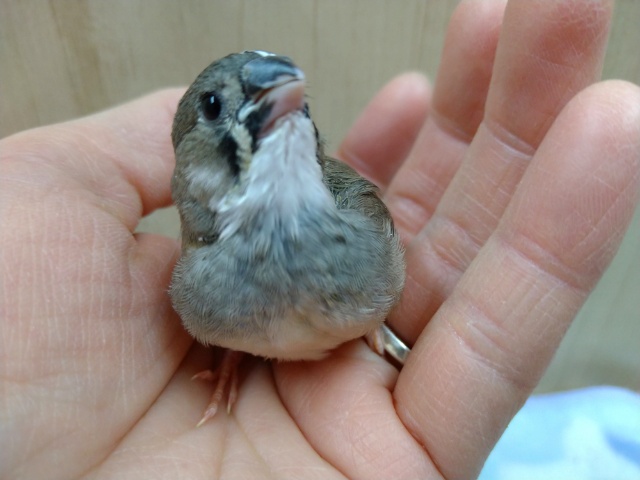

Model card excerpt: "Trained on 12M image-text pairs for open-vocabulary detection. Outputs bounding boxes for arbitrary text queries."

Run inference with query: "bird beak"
[239,56,306,137]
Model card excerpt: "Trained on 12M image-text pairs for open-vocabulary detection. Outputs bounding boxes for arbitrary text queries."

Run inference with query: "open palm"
[2,1,639,479]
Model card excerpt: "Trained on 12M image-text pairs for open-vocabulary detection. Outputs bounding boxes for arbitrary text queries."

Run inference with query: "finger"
[395,81,640,480]
[385,0,507,240]
[277,341,437,479]
[391,0,613,342]
[81,88,185,224]
[83,88,184,220]
[1,88,184,231]
[337,72,430,190]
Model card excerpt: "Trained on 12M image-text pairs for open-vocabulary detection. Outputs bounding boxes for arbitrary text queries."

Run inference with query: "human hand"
[1,1,638,479]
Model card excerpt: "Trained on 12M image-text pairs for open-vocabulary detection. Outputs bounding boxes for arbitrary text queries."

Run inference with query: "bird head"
[171,51,331,241]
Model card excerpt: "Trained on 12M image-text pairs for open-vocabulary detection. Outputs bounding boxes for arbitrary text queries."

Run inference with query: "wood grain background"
[2,0,639,393]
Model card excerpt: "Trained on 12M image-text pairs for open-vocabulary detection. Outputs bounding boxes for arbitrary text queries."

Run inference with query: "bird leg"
[192,349,244,427]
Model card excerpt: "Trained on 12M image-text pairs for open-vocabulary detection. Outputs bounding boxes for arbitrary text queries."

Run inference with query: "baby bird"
[170,51,405,425]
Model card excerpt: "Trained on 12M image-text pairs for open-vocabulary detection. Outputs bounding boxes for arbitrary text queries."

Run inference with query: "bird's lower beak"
[257,78,305,136]
[240,56,306,137]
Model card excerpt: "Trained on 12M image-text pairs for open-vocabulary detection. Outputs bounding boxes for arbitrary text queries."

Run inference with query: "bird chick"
[170,51,405,425]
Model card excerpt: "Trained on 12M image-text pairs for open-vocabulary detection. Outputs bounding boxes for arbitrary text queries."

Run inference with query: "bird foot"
[192,350,244,427]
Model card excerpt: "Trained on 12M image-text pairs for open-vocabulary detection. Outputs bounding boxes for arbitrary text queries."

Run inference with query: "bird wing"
[322,156,395,234]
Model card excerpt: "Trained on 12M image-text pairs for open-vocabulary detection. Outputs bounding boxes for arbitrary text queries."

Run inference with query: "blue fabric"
[479,387,640,480]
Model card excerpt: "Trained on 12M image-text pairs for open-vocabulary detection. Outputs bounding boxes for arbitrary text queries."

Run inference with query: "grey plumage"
[170,51,405,360]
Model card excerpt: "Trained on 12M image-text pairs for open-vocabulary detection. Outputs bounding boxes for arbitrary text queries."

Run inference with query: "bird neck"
[217,112,334,239]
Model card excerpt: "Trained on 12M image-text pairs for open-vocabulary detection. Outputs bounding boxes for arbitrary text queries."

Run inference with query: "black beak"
[241,55,304,97]
[238,53,307,138]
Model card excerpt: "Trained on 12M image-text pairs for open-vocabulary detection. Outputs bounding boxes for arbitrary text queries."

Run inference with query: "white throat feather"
[216,112,334,239]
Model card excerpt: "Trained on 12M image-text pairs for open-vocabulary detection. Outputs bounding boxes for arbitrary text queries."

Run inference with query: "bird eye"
[201,93,221,121]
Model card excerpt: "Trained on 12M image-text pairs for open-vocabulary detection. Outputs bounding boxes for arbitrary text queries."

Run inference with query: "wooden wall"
[2,0,639,392]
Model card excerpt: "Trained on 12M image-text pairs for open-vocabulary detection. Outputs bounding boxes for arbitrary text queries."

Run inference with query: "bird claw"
[191,370,218,382]
[192,350,243,427]
[365,327,386,356]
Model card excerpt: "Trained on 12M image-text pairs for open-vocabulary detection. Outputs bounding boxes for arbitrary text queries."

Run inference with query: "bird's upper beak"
[239,55,306,137]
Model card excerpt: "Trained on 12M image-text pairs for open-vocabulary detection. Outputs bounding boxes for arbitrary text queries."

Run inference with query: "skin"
[1,0,638,478]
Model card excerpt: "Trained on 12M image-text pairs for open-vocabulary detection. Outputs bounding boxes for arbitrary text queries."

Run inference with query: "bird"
[169,51,405,426]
